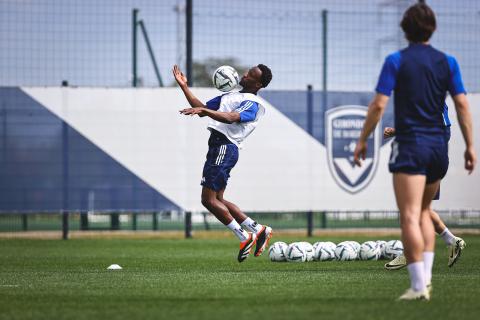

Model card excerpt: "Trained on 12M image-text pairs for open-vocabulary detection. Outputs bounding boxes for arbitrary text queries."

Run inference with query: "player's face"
[239,67,262,90]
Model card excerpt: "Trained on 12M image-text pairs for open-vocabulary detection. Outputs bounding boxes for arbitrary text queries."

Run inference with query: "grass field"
[1,235,479,320]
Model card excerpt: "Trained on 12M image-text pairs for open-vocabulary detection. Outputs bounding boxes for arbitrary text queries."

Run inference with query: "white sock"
[407,261,426,292]
[423,252,435,285]
[226,220,249,242]
[440,228,455,245]
[241,217,263,233]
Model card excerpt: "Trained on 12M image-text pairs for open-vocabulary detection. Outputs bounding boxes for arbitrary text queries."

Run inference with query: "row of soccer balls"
[268,240,404,262]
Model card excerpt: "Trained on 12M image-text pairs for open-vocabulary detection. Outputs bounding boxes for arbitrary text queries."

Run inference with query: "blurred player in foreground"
[383,127,466,271]
[353,3,476,300]
[173,64,273,262]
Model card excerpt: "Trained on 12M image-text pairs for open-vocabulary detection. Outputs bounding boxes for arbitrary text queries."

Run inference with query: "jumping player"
[353,3,476,300]
[173,64,273,262]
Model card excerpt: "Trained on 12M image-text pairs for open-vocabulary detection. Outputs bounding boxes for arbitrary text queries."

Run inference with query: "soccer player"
[353,3,476,300]
[172,64,273,262]
[383,127,466,270]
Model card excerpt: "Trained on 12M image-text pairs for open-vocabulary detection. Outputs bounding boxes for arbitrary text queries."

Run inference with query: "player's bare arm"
[172,65,206,109]
[179,107,240,124]
[452,93,476,173]
[353,93,389,166]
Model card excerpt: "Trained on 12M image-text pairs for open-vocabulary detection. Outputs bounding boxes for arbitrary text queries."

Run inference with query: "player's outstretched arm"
[180,108,240,124]
[172,65,206,109]
[453,93,476,173]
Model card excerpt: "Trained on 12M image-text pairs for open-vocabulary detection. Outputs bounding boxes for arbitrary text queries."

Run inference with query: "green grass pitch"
[1,235,479,320]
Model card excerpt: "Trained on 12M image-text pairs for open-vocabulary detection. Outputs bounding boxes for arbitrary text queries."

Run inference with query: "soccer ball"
[286,242,307,262]
[359,241,381,261]
[212,65,239,92]
[323,241,337,249]
[312,241,323,251]
[268,242,288,262]
[335,243,357,261]
[376,240,388,259]
[297,242,314,262]
[345,241,361,254]
[385,240,404,259]
[314,242,336,261]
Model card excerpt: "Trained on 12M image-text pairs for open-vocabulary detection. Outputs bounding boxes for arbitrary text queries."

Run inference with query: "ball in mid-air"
[212,65,239,92]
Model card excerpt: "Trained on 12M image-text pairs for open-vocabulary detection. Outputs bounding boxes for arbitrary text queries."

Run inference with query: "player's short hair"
[400,3,436,43]
[257,64,272,88]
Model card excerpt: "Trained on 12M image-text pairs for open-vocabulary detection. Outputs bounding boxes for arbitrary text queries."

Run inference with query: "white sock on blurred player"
[440,228,455,245]
[407,261,426,292]
[241,217,263,233]
[227,220,249,241]
[423,252,435,285]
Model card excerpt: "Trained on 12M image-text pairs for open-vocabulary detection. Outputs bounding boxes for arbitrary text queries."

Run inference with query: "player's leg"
[201,187,256,262]
[201,187,246,236]
[429,209,466,267]
[217,189,273,257]
[201,143,256,262]
[420,180,441,294]
[393,173,429,300]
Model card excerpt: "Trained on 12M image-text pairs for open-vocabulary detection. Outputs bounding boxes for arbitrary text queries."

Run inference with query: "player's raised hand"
[179,107,206,117]
[353,140,367,167]
[172,65,188,87]
[384,127,395,139]
[464,146,477,174]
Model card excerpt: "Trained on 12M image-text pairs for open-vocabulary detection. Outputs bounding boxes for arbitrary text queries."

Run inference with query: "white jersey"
[206,91,266,148]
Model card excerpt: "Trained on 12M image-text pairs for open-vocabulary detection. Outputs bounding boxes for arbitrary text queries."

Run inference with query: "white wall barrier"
[22,87,480,212]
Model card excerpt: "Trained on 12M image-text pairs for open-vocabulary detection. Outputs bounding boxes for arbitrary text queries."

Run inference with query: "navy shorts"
[201,131,239,191]
[388,141,449,184]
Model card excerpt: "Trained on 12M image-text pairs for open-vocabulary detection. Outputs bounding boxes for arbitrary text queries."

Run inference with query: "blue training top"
[376,43,466,143]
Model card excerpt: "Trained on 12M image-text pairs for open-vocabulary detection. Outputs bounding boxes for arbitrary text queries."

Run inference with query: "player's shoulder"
[385,50,402,67]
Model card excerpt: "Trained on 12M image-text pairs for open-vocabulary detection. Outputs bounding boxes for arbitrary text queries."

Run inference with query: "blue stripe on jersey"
[236,100,259,123]
[206,95,223,110]
[446,55,467,96]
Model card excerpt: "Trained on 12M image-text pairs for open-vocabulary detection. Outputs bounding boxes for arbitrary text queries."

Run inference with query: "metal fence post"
[62,212,69,240]
[132,213,137,230]
[111,213,120,230]
[186,0,193,85]
[22,214,28,231]
[132,8,139,87]
[153,212,158,230]
[80,212,88,230]
[307,211,313,237]
[307,84,313,135]
[322,9,328,112]
[185,211,192,238]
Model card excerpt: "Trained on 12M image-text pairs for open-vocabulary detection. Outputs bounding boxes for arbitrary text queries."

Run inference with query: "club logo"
[325,105,381,194]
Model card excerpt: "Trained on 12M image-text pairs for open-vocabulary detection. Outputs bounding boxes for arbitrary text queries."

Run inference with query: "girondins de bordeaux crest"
[325,105,381,194]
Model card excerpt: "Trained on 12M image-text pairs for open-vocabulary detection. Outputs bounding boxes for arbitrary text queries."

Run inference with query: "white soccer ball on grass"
[268,241,288,262]
[286,242,307,262]
[313,242,336,261]
[359,241,381,261]
[385,240,404,259]
[335,243,358,261]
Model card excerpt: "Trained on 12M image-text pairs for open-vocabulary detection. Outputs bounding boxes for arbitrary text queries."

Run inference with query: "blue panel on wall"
[0,88,180,212]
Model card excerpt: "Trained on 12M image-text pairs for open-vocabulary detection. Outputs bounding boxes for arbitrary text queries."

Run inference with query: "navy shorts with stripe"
[388,141,449,184]
[201,130,239,191]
